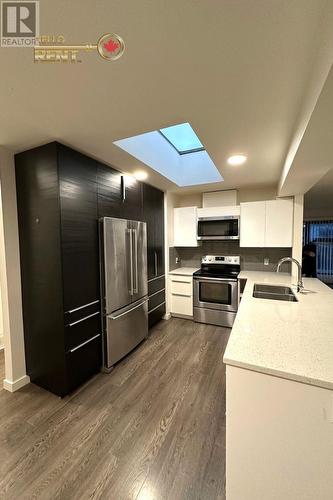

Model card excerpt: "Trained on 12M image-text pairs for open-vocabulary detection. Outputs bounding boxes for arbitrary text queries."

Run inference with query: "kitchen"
[0,1,333,499]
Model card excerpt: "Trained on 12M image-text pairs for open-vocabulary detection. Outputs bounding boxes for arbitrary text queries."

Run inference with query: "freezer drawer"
[105,298,148,368]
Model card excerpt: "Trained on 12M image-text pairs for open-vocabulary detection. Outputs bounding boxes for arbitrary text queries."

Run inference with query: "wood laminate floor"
[0,318,230,500]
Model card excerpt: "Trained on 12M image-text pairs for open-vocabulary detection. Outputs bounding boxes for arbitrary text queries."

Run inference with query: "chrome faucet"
[277,257,304,292]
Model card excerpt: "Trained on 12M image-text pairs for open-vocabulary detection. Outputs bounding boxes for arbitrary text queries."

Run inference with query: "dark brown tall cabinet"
[15,142,166,397]
[143,184,166,328]
[16,143,101,397]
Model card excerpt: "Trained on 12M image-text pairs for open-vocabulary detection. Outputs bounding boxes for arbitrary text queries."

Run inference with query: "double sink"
[253,283,298,302]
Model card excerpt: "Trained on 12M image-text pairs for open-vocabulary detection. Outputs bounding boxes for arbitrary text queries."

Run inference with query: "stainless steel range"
[193,255,240,328]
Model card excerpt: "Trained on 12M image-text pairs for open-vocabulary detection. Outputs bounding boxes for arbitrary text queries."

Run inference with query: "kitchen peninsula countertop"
[223,270,333,390]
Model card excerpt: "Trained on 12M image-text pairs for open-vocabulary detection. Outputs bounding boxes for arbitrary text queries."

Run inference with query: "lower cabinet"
[169,274,193,317]
[148,276,166,328]
[66,334,102,394]
[226,365,333,499]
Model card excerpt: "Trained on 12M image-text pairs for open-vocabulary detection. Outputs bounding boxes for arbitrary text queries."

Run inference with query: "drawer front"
[148,275,165,295]
[169,274,192,283]
[148,289,165,312]
[171,294,193,316]
[64,299,100,324]
[66,334,102,394]
[149,302,166,329]
[170,278,192,297]
[65,309,101,351]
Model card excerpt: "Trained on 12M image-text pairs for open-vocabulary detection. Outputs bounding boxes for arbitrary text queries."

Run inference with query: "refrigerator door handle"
[128,228,134,295]
[108,298,148,320]
[133,228,138,294]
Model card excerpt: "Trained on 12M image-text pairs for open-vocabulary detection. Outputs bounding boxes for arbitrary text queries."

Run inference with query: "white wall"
[292,194,304,279]
[172,185,278,209]
[0,147,29,391]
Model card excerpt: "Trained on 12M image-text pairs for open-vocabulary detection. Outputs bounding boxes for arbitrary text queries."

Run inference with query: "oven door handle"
[193,276,238,282]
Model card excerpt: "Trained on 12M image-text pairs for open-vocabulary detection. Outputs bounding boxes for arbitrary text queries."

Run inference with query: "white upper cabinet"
[173,206,199,247]
[265,199,293,247]
[240,201,266,247]
[197,205,240,218]
[240,198,293,247]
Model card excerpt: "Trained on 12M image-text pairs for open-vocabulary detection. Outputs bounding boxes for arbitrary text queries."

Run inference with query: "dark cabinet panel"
[148,303,166,329]
[97,164,143,221]
[66,334,101,395]
[143,184,165,280]
[121,175,143,221]
[143,184,156,280]
[148,290,165,313]
[97,163,123,218]
[143,184,165,328]
[15,142,102,397]
[15,143,67,396]
[64,310,101,352]
[58,145,100,312]
[154,188,165,277]
[148,275,165,296]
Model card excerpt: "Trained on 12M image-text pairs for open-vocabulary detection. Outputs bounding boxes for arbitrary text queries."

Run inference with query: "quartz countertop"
[223,270,333,390]
[169,267,199,276]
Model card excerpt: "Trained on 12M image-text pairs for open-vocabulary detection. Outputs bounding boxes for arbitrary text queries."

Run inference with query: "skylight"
[159,122,204,154]
[113,123,223,187]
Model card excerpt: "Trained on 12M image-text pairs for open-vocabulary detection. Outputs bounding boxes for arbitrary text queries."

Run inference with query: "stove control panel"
[202,255,240,265]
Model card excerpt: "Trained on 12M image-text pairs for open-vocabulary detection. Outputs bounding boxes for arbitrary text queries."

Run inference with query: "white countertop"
[169,267,199,276]
[223,270,333,390]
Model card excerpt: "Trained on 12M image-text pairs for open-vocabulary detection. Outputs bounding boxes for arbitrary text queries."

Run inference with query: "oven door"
[197,216,239,240]
[193,277,238,312]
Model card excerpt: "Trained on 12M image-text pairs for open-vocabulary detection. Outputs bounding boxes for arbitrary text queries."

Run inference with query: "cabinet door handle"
[69,334,100,353]
[121,175,126,201]
[68,311,100,327]
[154,251,158,276]
[68,300,99,314]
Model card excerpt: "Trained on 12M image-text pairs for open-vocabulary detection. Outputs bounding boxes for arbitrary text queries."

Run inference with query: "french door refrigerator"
[100,217,148,370]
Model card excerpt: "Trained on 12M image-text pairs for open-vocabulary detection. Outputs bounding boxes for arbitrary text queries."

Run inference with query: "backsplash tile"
[170,242,291,273]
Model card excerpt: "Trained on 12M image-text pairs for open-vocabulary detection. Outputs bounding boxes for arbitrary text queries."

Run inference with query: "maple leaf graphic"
[103,38,120,53]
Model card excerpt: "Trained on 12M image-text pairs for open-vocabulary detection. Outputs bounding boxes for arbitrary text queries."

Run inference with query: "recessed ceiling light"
[227,154,247,166]
[133,170,148,181]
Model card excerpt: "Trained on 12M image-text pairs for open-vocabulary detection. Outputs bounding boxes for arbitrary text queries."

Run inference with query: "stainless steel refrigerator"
[100,217,148,371]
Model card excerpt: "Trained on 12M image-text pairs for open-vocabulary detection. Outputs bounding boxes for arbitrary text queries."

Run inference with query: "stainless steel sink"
[253,283,298,302]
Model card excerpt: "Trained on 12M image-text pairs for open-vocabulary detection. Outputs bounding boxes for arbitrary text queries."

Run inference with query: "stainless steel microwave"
[197,216,240,240]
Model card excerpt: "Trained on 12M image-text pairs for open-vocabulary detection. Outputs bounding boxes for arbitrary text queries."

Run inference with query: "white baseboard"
[170,313,193,320]
[3,374,30,392]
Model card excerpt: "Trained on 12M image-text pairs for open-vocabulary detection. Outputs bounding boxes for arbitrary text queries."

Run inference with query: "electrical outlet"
[264,257,269,266]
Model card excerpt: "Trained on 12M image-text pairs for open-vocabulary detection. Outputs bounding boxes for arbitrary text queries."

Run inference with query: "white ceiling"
[1,0,333,193]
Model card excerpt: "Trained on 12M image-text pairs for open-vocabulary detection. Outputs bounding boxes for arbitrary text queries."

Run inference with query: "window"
[303,220,333,285]
[159,122,204,154]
